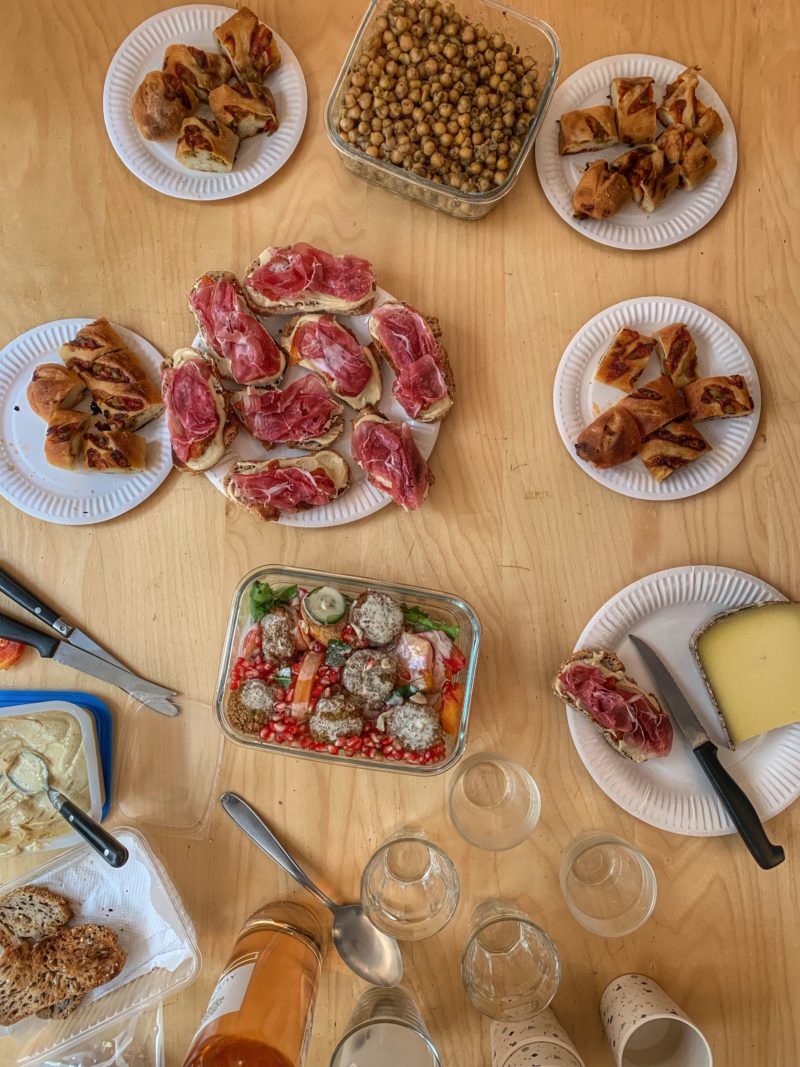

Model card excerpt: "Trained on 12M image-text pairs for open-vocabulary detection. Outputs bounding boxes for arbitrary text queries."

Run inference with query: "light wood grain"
[1,1,799,1064]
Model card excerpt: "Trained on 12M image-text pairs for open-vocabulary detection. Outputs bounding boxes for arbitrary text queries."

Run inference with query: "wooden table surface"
[1,0,799,1064]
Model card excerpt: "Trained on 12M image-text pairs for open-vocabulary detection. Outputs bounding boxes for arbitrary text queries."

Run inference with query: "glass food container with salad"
[214,567,480,775]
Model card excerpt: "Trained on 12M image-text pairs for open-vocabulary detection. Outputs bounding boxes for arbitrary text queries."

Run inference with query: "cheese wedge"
[693,602,800,747]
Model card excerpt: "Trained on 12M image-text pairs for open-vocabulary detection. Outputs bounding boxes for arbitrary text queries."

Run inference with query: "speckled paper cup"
[600,974,713,1067]
[491,1010,585,1067]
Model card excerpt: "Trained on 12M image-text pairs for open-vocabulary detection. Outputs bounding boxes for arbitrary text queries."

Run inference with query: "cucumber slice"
[304,586,347,625]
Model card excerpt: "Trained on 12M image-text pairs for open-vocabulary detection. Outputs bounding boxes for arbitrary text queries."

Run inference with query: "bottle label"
[197,960,256,1031]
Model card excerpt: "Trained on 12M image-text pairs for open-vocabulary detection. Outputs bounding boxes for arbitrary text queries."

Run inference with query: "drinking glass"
[448,753,541,850]
[461,899,561,1021]
[560,833,657,937]
[329,986,441,1067]
[361,830,460,941]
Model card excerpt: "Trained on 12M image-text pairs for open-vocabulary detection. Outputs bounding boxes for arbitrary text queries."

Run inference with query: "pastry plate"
[553,296,760,500]
[565,565,800,836]
[199,287,441,527]
[534,53,737,250]
[103,5,307,202]
[0,319,171,526]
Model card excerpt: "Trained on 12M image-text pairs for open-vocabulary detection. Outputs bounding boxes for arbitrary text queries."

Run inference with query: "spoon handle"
[49,791,129,868]
[221,792,335,910]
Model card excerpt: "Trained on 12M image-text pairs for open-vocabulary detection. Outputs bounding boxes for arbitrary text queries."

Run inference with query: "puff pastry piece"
[558,105,618,155]
[658,66,724,144]
[44,410,89,470]
[163,44,231,101]
[654,323,698,389]
[610,77,656,144]
[27,364,85,420]
[618,374,688,436]
[213,6,281,83]
[572,161,631,220]
[59,318,126,368]
[684,375,754,421]
[83,424,147,473]
[594,327,657,393]
[639,415,711,482]
[575,407,643,469]
[131,71,198,140]
[176,116,239,172]
[656,124,717,190]
[209,81,279,138]
[611,145,679,213]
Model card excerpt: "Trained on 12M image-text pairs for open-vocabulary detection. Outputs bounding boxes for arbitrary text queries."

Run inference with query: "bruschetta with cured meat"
[368,302,454,422]
[281,314,382,409]
[244,243,376,316]
[224,452,351,522]
[232,375,344,451]
[351,407,432,511]
[161,347,236,472]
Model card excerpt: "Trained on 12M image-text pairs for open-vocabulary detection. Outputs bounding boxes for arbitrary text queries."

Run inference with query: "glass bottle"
[182,901,324,1067]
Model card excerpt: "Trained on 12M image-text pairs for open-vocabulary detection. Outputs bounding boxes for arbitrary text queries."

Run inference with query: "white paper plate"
[534,54,737,249]
[565,565,800,836]
[199,287,441,527]
[103,5,307,201]
[0,318,171,525]
[553,296,760,500]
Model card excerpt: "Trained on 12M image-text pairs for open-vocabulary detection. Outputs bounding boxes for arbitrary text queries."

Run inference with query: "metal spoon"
[221,791,403,987]
[6,750,128,868]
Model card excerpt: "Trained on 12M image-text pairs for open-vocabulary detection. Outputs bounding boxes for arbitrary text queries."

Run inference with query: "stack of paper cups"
[600,974,713,1067]
[491,1008,585,1067]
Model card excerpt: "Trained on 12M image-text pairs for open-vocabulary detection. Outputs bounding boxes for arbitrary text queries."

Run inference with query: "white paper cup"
[600,974,713,1067]
[492,1009,585,1067]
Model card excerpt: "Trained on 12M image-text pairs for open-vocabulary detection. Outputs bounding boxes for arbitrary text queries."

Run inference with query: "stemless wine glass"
[361,830,460,941]
[329,987,441,1067]
[448,753,541,850]
[560,832,657,937]
[461,899,561,1021]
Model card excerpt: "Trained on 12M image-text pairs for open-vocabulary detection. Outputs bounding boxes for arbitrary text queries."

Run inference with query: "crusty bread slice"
[37,994,84,1020]
[243,248,376,317]
[224,451,351,523]
[0,886,73,949]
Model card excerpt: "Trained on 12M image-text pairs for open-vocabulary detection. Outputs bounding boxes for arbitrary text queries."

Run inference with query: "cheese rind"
[693,602,800,747]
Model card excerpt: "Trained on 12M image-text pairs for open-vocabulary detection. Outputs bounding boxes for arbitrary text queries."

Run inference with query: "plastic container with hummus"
[0,700,104,855]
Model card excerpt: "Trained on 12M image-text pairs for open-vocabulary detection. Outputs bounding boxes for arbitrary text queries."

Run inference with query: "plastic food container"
[0,827,200,1066]
[325,0,560,219]
[0,700,104,855]
[215,565,481,775]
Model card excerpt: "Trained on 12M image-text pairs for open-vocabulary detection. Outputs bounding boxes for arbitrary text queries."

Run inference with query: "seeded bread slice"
[0,886,73,949]
[37,994,84,1020]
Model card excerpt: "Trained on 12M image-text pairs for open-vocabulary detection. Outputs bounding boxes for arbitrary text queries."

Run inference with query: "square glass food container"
[215,565,481,775]
[325,0,560,219]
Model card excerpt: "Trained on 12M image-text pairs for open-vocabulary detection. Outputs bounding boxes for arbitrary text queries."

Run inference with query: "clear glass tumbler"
[361,831,460,941]
[560,833,657,937]
[329,986,441,1067]
[448,753,541,850]
[461,899,561,1021]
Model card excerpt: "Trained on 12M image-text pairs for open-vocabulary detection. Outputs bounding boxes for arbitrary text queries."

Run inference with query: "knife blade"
[0,566,176,699]
[629,634,784,870]
[0,613,179,717]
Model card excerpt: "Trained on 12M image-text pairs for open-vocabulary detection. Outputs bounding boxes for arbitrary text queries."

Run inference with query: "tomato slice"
[0,639,25,670]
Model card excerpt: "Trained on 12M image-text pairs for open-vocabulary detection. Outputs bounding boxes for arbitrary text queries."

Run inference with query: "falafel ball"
[385,701,443,753]
[342,649,398,708]
[309,693,364,745]
[226,679,278,734]
[260,605,295,663]
[349,591,404,647]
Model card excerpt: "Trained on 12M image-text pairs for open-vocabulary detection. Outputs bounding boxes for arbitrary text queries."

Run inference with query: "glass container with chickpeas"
[325,0,560,218]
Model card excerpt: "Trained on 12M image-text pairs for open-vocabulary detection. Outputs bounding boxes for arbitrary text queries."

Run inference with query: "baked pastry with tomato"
[610,76,656,144]
[684,375,754,421]
[658,66,724,144]
[209,82,279,139]
[594,327,656,393]
[558,105,619,154]
[131,71,198,140]
[639,415,711,482]
[176,116,239,172]
[83,423,147,473]
[44,410,90,471]
[27,365,85,420]
[213,6,281,83]
[572,161,631,220]
[163,44,231,101]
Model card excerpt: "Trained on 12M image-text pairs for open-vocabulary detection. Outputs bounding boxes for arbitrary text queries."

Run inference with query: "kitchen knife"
[0,613,179,718]
[629,634,785,870]
[0,566,176,699]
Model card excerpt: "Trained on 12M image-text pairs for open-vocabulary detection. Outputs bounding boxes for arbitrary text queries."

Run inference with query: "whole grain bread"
[0,886,73,949]
[37,994,84,1020]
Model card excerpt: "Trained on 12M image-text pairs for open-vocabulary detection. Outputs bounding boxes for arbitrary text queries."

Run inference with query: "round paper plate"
[565,565,800,836]
[199,287,441,528]
[0,319,171,525]
[534,54,737,250]
[103,5,307,201]
[553,296,760,500]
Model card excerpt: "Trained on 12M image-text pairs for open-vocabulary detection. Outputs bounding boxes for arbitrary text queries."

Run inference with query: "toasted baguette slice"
[0,886,73,949]
[224,452,350,523]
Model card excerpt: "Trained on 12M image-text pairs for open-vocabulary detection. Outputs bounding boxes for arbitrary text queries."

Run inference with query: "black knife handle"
[54,795,129,868]
[0,613,59,659]
[694,741,785,870]
[0,567,61,629]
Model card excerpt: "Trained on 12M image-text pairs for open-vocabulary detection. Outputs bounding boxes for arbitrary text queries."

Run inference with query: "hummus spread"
[0,711,90,854]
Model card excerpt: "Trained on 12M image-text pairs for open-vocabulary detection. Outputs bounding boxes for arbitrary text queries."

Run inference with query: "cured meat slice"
[188,272,285,386]
[224,452,351,523]
[368,303,454,422]
[244,243,376,315]
[232,374,344,450]
[161,348,236,472]
[282,314,381,408]
[351,408,432,511]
